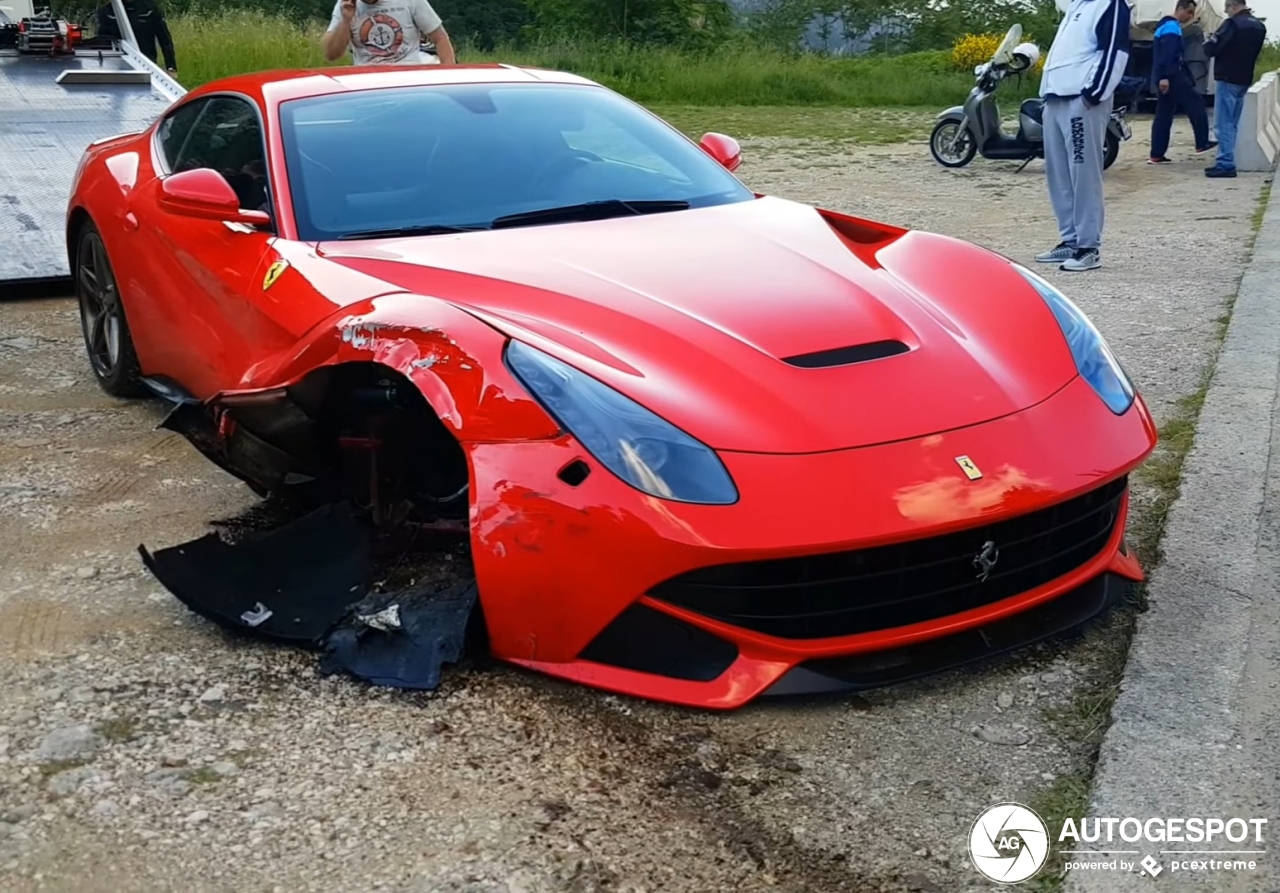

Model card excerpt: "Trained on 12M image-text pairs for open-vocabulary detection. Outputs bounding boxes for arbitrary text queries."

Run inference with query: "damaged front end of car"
[136,294,560,691]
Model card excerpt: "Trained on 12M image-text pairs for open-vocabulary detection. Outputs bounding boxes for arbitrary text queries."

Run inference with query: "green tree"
[430,0,532,49]
[897,0,1061,51]
[523,0,734,48]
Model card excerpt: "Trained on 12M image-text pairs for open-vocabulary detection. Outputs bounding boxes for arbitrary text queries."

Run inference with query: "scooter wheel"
[1103,130,1120,171]
[930,119,977,168]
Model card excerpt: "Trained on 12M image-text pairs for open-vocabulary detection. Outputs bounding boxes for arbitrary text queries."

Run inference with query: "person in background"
[96,0,176,74]
[1033,0,1131,273]
[1148,0,1215,164]
[322,0,456,66]
[1203,0,1268,178]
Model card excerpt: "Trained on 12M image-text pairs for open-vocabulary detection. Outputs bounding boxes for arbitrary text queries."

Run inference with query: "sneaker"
[1194,141,1219,154]
[1035,242,1076,263]
[1205,166,1237,178]
[1147,156,1172,164]
[1061,248,1101,272]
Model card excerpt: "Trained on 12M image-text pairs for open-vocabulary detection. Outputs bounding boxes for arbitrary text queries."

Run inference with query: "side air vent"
[783,340,910,369]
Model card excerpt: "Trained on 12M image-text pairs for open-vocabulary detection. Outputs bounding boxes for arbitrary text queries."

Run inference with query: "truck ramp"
[0,51,172,291]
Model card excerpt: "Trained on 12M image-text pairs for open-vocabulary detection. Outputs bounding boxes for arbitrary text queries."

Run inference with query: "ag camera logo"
[969,802,1051,884]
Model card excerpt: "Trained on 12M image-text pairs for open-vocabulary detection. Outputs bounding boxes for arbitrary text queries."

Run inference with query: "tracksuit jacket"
[1205,11,1268,86]
[1152,15,1192,86]
[1040,0,1131,104]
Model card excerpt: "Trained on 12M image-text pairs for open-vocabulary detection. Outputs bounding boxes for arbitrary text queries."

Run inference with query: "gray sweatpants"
[1043,94,1113,251]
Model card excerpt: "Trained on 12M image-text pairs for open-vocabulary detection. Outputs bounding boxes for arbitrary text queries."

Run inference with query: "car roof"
[185,64,604,109]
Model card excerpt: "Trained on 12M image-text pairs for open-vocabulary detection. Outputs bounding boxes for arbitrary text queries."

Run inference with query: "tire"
[930,119,977,168]
[1103,130,1120,171]
[74,220,146,397]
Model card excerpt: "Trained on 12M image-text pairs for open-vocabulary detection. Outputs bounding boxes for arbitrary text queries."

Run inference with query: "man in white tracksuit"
[1034,0,1131,272]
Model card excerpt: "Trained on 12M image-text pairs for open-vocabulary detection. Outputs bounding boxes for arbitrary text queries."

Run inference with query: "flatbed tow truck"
[0,0,185,294]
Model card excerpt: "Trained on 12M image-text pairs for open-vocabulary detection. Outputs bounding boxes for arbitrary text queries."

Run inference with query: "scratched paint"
[340,323,390,350]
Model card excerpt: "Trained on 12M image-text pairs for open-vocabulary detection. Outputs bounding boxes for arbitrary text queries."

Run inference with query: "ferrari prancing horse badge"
[955,455,983,480]
[263,259,289,291]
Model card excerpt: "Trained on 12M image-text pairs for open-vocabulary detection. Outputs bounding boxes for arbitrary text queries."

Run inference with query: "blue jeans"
[1214,81,1249,170]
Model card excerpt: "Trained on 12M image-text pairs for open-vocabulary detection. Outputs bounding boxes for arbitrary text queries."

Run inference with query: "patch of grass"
[1031,774,1093,890]
[226,747,262,769]
[38,759,86,777]
[649,105,933,145]
[1259,44,1280,82]
[166,8,1033,110]
[168,9,334,88]
[96,717,138,743]
[1250,181,1273,240]
[183,766,222,785]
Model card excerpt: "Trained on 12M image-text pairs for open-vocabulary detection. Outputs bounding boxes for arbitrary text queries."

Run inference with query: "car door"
[130,93,282,399]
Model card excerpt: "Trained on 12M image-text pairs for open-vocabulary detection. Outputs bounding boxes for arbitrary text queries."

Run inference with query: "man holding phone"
[322,0,456,66]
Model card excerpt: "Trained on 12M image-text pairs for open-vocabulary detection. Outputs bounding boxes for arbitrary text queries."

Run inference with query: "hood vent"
[783,340,910,369]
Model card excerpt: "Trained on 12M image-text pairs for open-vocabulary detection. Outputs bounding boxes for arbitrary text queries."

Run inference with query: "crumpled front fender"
[221,293,561,444]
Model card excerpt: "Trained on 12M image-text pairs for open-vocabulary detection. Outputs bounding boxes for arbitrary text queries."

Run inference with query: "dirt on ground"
[0,118,1267,893]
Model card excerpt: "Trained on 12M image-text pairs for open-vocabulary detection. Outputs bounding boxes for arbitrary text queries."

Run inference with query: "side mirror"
[159,167,270,226]
[699,132,742,172]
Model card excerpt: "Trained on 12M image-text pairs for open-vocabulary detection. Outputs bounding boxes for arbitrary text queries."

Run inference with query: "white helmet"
[1012,42,1041,69]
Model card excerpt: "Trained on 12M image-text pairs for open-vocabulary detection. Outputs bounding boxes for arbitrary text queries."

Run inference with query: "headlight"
[1014,265,1135,414]
[505,340,739,505]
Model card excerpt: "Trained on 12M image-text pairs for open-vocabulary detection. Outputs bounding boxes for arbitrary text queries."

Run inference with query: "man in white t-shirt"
[321,0,456,66]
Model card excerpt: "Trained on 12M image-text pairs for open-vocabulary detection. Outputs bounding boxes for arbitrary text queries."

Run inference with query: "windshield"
[278,82,754,241]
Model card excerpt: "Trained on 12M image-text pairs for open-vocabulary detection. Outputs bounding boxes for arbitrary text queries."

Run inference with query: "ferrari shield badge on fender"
[263,260,289,291]
[955,455,983,480]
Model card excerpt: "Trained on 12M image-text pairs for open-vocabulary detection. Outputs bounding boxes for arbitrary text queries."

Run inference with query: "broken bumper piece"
[319,581,477,690]
[139,502,370,643]
[139,502,475,692]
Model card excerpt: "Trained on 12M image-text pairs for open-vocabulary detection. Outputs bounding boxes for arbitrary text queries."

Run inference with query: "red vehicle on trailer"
[0,2,83,55]
[65,64,1156,709]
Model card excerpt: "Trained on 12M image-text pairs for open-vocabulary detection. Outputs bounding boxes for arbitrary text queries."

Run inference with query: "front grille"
[650,476,1128,640]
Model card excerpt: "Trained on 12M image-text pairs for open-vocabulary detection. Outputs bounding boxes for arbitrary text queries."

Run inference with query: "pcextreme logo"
[967,804,1270,884]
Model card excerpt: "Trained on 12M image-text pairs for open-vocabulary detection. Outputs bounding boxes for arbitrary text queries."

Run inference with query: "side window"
[161,96,272,216]
[158,98,207,171]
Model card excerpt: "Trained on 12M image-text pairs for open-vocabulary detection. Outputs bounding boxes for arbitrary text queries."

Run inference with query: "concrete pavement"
[1066,181,1280,892]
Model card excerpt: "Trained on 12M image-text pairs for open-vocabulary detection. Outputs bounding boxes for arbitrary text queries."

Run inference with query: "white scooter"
[930,24,1139,172]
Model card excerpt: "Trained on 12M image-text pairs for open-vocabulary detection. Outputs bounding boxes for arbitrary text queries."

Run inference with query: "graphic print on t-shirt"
[359,12,405,58]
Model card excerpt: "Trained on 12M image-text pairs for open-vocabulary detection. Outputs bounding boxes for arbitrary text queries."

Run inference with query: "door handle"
[124,212,139,230]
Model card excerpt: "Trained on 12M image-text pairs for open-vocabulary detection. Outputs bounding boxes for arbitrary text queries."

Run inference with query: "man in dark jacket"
[97,0,176,73]
[1204,0,1268,178]
[1148,0,1215,164]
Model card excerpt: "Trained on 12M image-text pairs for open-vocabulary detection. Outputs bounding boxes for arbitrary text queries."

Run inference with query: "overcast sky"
[1246,0,1279,22]
[1217,0,1277,22]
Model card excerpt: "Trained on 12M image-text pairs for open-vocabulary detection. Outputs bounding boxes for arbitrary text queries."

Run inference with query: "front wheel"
[930,119,977,168]
[1103,130,1120,171]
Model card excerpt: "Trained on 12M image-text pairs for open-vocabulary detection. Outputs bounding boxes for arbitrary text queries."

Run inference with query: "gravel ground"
[0,116,1268,893]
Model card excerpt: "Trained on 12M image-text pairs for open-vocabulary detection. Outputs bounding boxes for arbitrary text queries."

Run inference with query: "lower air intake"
[649,476,1128,640]
[579,603,738,681]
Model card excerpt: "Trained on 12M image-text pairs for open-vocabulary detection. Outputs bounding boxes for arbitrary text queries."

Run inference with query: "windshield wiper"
[338,224,488,240]
[490,199,690,230]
